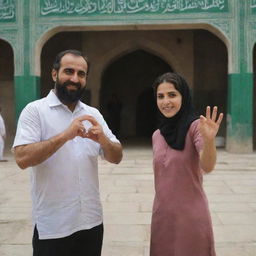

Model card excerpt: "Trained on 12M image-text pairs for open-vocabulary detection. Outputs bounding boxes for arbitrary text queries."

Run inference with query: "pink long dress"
[150,120,216,256]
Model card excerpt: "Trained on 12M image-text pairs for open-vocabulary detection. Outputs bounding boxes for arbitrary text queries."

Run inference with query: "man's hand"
[15,114,122,169]
[78,115,123,164]
[64,115,92,140]
[81,115,105,143]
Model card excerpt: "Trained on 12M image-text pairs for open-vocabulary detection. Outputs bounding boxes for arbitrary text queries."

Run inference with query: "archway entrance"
[40,29,228,146]
[0,39,14,151]
[100,50,172,141]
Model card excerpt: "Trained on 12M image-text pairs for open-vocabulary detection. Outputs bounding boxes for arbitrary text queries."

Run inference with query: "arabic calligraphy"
[0,0,15,20]
[251,0,256,8]
[40,0,227,16]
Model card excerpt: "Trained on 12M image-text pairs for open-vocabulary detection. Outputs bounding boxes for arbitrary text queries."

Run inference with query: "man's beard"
[55,79,85,104]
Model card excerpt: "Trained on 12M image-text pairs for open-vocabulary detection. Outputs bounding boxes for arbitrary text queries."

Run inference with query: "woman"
[150,72,223,256]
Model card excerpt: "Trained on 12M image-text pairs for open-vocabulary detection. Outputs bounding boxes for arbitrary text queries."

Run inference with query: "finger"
[199,115,206,127]
[216,113,224,125]
[200,115,206,122]
[84,130,97,138]
[78,123,86,132]
[211,106,217,122]
[81,131,92,139]
[83,132,90,138]
[89,130,97,135]
[88,123,102,133]
[89,128,100,135]
[206,106,211,119]
[80,127,85,133]
[83,115,98,126]
[77,126,86,136]
[80,133,88,138]
[77,115,98,125]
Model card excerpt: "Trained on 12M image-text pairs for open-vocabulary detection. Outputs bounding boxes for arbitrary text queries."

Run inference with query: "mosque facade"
[0,0,255,152]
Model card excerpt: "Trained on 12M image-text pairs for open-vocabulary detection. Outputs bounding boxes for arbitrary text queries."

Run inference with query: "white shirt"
[13,90,119,239]
[0,113,6,140]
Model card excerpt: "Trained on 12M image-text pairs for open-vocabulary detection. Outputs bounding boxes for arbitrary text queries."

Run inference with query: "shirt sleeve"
[92,109,120,158]
[13,103,42,148]
[191,119,203,154]
[96,110,120,144]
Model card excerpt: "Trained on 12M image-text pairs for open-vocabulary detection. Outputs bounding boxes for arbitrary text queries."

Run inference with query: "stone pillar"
[226,73,253,152]
[14,0,40,120]
[226,1,253,153]
[14,76,40,120]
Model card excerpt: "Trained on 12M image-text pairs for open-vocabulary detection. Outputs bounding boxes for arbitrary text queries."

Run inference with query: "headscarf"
[153,72,198,150]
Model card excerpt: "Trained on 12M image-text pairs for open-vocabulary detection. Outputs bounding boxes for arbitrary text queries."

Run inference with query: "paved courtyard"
[0,144,256,256]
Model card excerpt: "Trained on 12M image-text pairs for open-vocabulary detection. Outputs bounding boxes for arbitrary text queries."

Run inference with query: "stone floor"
[0,144,256,256]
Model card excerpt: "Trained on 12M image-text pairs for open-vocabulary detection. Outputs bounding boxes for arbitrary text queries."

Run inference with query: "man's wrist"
[98,134,110,147]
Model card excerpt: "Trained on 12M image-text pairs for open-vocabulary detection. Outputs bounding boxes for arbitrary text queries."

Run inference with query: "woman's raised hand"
[199,106,223,142]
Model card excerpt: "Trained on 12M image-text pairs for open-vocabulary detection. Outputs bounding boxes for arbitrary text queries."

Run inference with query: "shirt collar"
[73,100,84,113]
[46,90,85,113]
[46,90,62,107]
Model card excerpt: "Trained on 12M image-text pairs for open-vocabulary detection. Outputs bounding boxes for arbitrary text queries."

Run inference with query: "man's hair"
[52,49,90,73]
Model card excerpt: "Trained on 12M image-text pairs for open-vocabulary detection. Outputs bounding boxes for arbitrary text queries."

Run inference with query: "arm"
[14,132,68,169]
[82,115,123,164]
[199,138,216,173]
[98,135,123,164]
[14,115,92,169]
[199,106,223,173]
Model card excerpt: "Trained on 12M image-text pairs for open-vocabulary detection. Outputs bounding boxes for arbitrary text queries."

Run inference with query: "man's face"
[52,53,88,104]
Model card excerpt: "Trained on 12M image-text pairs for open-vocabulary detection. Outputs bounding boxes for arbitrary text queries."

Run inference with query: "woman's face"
[156,82,182,118]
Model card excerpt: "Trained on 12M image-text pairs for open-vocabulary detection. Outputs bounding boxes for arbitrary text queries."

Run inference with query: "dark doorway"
[0,39,14,149]
[136,87,156,137]
[193,29,228,147]
[100,49,172,140]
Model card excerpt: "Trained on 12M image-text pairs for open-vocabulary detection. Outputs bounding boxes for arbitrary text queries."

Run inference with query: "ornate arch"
[89,38,181,106]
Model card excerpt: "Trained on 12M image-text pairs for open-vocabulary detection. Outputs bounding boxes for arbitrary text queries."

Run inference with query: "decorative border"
[39,0,228,17]
[251,0,256,14]
[0,30,23,75]
[211,20,231,39]
[0,0,23,75]
[30,0,233,75]
[0,0,16,22]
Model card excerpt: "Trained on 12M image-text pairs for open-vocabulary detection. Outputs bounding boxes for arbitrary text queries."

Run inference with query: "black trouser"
[32,224,103,256]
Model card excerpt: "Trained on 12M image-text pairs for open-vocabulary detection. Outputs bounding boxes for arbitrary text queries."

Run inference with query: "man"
[0,106,7,162]
[13,49,123,256]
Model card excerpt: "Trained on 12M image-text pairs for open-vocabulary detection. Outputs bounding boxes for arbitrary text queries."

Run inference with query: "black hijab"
[153,72,198,150]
